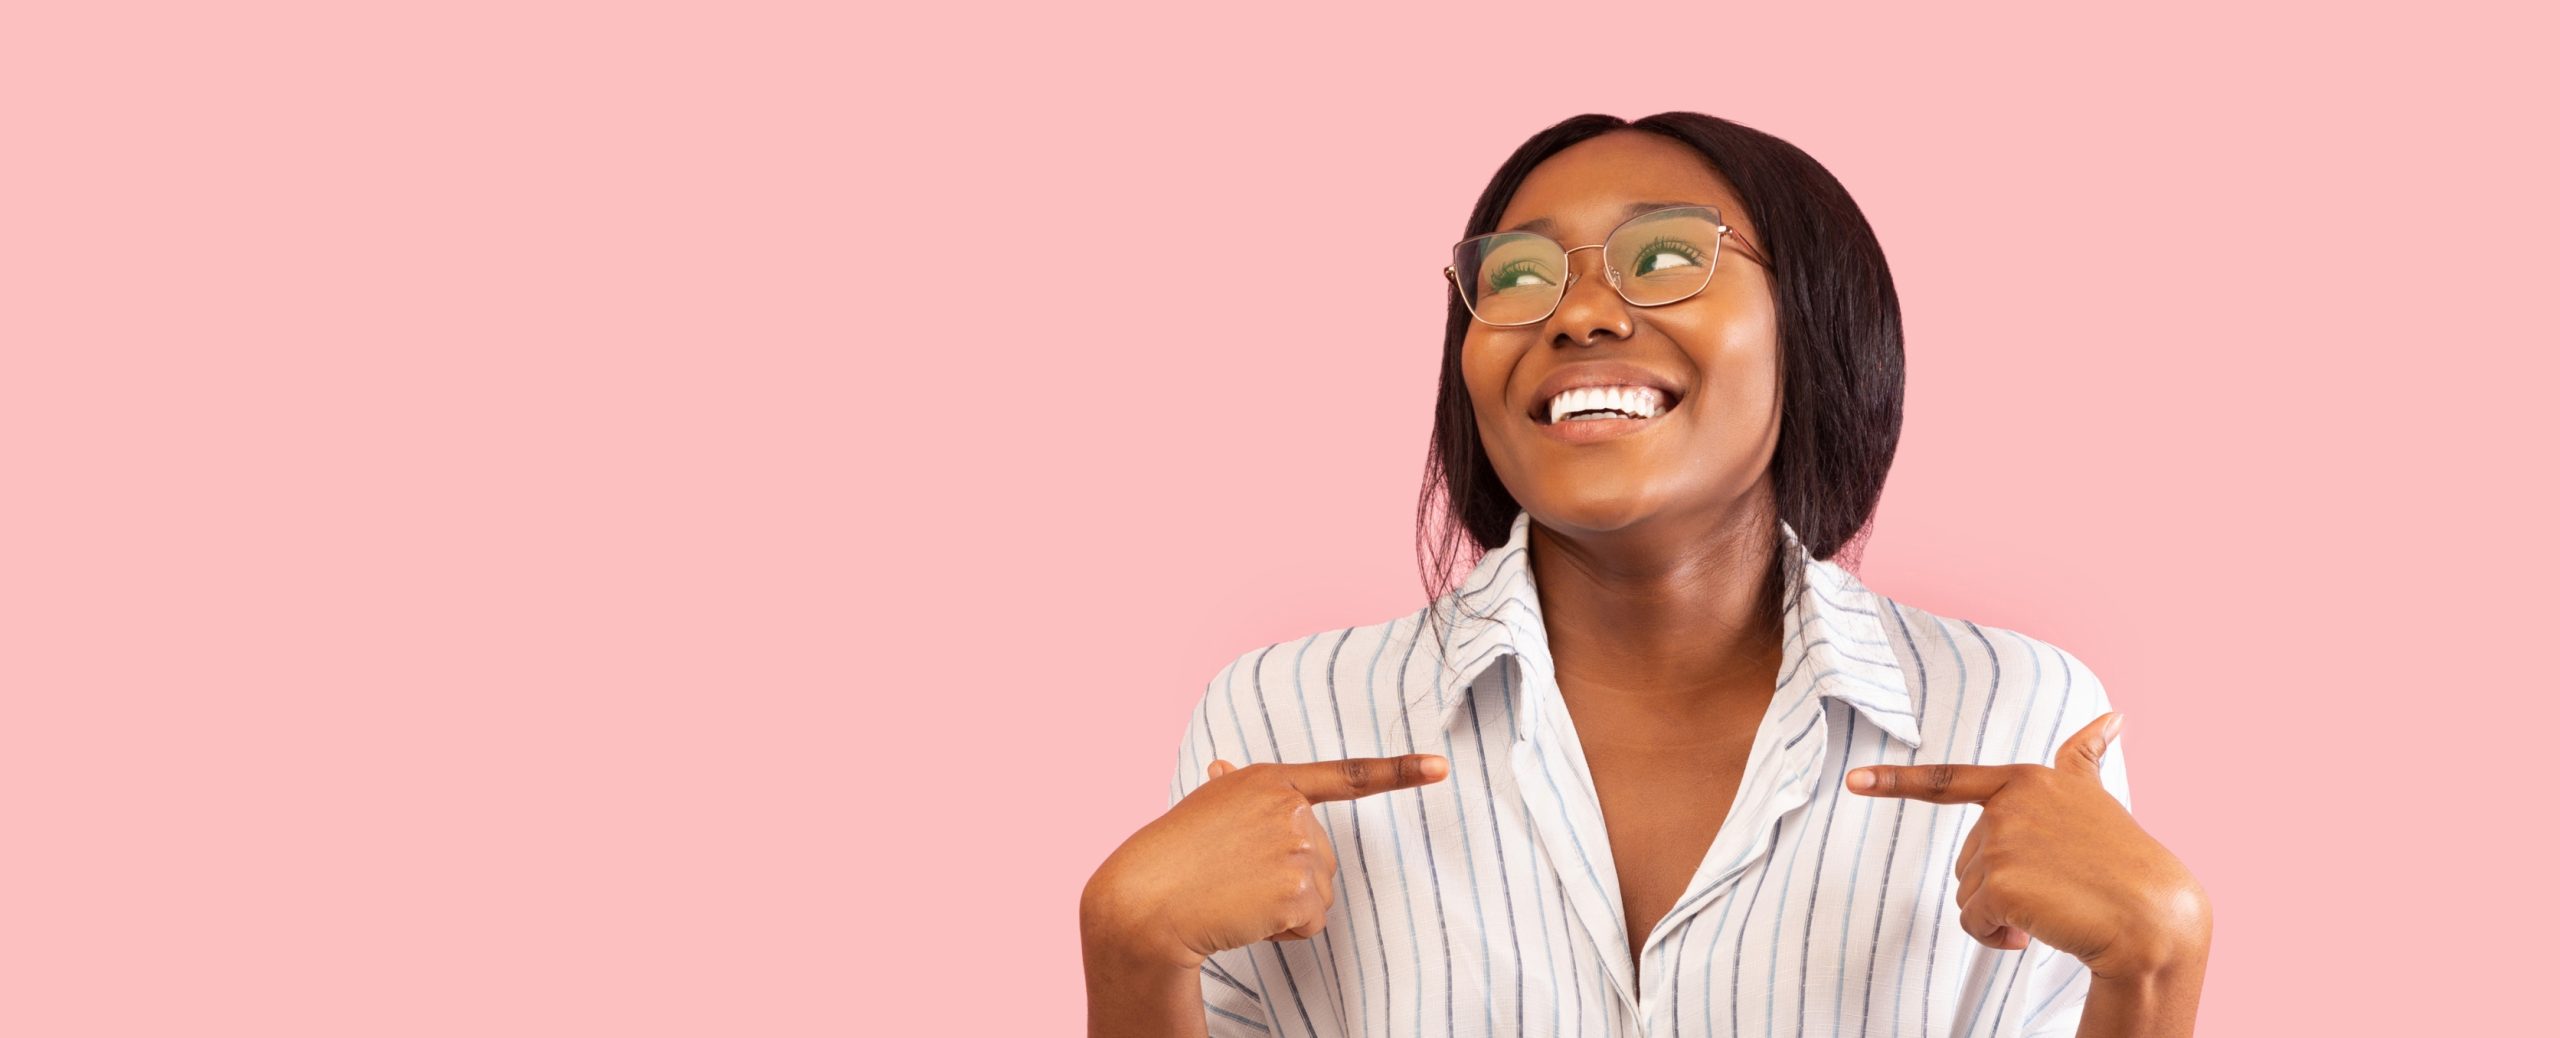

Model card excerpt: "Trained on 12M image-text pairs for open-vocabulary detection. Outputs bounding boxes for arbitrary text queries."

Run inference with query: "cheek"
[1689,346,1784,459]
[1705,342,1778,407]
[1459,337,1512,422]
[1459,340,1535,483]
[1668,311,1781,418]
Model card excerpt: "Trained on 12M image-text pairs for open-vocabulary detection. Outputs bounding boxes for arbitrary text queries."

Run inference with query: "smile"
[1530,384,1681,444]
[1543,385,1668,423]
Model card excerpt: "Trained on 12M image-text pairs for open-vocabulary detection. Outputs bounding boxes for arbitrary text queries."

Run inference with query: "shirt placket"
[1484,635,1636,1025]
[1637,698,1832,1031]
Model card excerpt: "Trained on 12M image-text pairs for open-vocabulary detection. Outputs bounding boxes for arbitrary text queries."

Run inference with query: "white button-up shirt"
[1168,509,2131,1037]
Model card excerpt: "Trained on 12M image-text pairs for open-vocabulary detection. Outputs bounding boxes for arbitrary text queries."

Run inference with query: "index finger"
[1280,754,1451,803]
[1845,762,2018,804]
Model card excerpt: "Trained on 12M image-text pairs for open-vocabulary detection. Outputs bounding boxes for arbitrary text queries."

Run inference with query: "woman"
[1080,112,2211,1038]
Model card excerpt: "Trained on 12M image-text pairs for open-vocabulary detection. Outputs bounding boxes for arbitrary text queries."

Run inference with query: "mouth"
[1528,384,1684,427]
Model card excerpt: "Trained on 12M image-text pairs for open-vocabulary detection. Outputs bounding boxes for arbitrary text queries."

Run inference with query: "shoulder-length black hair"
[1419,111,1905,655]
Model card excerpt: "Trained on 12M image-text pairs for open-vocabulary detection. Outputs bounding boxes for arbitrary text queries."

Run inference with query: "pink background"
[5,2,2550,1034]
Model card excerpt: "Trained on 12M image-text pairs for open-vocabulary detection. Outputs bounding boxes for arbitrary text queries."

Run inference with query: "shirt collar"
[1426,509,1922,748]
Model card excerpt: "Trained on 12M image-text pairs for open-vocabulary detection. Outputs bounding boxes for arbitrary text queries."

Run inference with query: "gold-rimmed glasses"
[1442,204,1769,327]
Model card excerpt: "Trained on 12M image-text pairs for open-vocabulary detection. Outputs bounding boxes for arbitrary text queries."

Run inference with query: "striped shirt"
[1167,508,2132,1038]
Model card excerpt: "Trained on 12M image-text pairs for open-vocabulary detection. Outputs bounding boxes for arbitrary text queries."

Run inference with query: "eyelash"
[1632,235,1704,268]
[1490,259,1554,288]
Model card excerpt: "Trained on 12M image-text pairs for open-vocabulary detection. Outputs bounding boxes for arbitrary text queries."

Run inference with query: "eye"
[1489,258,1560,293]
[1629,235,1705,277]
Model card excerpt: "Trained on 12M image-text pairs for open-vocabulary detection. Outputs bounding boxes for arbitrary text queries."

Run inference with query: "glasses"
[1442,205,1769,327]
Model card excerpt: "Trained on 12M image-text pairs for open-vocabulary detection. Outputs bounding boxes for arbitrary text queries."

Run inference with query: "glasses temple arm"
[1726,228,1771,267]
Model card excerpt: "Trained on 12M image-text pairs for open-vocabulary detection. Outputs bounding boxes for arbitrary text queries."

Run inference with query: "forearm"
[1082,934,1208,1038]
[1080,884,1209,1038]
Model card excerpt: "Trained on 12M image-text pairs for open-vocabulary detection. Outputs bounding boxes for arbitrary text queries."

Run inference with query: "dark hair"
[1417,111,1905,663]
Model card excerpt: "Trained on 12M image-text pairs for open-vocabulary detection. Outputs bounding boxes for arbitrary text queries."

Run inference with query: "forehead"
[1495,130,1747,241]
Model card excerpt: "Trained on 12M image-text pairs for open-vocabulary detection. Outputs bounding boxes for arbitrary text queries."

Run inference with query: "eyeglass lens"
[1452,206,1724,326]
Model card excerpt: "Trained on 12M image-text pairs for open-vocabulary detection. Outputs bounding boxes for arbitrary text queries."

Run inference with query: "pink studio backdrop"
[4,2,2550,1035]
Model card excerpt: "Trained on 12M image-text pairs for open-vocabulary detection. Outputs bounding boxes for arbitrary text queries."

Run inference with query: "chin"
[1521,492,1668,535]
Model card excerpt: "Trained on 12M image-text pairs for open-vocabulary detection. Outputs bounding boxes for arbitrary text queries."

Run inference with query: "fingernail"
[2106,712,2125,741]
[1420,756,1449,779]
[1846,769,1874,792]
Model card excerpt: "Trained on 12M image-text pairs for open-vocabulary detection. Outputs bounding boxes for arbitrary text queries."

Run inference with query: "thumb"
[2053,712,2122,778]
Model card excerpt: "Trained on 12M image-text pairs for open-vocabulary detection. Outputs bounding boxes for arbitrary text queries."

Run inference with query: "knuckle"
[1305,877,1336,914]
[1337,758,1371,790]
[1271,785,1316,816]
[1924,764,1960,795]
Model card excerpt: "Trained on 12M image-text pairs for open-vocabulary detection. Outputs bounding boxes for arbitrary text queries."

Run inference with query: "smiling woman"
[1423,116,1904,661]
[1080,112,2211,1038]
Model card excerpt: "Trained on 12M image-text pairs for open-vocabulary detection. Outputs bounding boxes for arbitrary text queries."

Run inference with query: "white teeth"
[1547,385,1666,423]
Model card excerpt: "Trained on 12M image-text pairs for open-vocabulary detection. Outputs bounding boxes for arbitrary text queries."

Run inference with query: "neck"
[1529,497,1788,726]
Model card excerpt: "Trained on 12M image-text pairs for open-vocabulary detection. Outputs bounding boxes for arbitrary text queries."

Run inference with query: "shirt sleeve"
[1171,658,1274,1037]
[2018,651,2135,1037]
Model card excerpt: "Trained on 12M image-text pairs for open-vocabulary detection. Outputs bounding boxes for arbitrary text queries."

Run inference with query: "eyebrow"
[1499,200,1707,237]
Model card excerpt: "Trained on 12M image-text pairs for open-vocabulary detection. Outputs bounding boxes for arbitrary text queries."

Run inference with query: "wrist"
[2083,959,2206,1038]
[1080,874,1204,974]
[2092,885,2214,983]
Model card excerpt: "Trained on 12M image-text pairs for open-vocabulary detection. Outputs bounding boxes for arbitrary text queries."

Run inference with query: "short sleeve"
[1171,658,1274,1036]
[1168,655,1240,806]
[2018,651,2134,1037]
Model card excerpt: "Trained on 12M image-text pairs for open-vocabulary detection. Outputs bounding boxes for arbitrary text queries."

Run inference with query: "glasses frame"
[1441,204,1770,327]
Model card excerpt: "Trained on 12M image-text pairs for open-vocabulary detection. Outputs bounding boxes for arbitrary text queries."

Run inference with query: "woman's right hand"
[1079,753,1451,972]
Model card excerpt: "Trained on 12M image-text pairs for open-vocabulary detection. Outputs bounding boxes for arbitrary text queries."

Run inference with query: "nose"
[1549,243,1633,348]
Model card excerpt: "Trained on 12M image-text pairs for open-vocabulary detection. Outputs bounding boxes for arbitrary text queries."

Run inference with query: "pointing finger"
[1845,762,2018,804]
[2052,712,2122,778]
[1283,755,1451,803]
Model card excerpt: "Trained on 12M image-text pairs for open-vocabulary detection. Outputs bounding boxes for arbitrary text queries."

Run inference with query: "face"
[1460,130,1783,539]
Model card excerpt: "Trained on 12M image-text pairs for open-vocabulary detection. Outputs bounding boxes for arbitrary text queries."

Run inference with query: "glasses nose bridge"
[1556,239,1626,309]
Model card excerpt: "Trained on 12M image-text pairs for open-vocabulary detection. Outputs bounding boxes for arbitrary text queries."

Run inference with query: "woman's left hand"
[1843,713,2211,980]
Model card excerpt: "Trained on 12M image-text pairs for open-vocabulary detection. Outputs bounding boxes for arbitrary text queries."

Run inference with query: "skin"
[1082,128,2208,1036]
